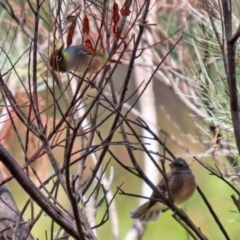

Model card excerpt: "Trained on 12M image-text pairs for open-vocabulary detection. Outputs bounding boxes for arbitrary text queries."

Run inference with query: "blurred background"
[0,0,240,239]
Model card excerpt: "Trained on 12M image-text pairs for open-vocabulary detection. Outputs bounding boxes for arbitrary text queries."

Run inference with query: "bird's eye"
[56,55,62,61]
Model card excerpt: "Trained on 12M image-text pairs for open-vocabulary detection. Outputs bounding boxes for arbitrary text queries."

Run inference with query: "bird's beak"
[169,162,173,167]
[59,44,64,52]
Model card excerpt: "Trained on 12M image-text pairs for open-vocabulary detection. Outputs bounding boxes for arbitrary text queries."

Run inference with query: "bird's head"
[170,158,191,173]
[50,45,68,72]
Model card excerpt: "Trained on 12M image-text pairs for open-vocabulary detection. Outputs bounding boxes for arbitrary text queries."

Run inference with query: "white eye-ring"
[56,55,62,61]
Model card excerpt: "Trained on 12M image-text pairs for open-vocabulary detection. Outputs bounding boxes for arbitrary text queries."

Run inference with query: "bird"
[130,158,196,222]
[49,44,121,74]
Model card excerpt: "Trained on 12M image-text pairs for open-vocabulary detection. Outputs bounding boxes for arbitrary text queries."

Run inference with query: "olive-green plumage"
[50,45,107,74]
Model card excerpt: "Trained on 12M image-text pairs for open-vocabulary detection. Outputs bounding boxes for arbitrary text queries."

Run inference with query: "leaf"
[66,15,77,48]
[85,39,94,53]
[120,0,131,16]
[112,2,121,36]
[112,2,120,24]
[82,15,89,34]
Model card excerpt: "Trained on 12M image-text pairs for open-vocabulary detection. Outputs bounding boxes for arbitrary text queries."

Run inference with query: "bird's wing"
[75,45,92,55]
[77,45,105,57]
[147,172,172,210]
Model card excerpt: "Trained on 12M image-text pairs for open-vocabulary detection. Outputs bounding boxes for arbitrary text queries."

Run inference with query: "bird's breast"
[171,173,196,205]
[68,54,104,74]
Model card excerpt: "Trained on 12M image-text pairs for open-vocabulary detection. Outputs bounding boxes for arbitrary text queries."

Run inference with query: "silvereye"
[50,45,113,74]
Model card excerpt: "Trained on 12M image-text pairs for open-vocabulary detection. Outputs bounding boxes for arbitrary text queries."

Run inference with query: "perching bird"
[130,158,196,222]
[50,44,121,74]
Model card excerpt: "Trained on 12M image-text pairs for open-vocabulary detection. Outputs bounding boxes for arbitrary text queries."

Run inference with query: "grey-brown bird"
[130,158,196,222]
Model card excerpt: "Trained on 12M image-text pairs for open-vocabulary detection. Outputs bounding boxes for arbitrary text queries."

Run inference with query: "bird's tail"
[130,201,168,222]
